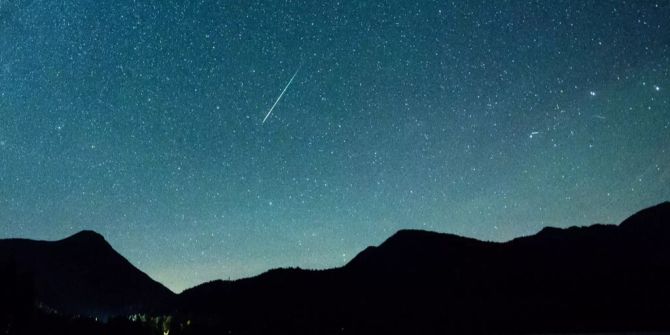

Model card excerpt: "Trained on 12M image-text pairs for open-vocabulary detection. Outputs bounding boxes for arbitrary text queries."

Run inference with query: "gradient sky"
[1,0,669,292]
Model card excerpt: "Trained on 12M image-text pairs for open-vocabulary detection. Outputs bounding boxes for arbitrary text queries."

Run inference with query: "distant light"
[654,85,661,91]
[589,91,596,96]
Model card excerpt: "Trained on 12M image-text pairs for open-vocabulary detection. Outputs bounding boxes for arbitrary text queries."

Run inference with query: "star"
[0,0,667,293]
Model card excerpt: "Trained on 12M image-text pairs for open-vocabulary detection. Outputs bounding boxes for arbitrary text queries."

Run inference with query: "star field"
[1,0,669,292]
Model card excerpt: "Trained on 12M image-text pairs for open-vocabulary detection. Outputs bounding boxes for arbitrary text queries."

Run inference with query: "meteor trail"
[262,66,300,124]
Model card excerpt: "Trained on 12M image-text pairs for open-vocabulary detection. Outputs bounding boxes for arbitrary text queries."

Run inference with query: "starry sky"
[1,0,669,292]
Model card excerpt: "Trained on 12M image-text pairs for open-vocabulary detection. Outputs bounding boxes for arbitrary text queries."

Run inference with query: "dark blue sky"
[1,0,669,292]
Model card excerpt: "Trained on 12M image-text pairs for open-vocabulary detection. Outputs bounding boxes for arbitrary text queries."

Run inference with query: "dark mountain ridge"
[178,202,670,334]
[0,230,174,319]
[1,202,669,334]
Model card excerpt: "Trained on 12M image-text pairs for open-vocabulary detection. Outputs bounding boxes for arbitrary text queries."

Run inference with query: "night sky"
[1,0,669,292]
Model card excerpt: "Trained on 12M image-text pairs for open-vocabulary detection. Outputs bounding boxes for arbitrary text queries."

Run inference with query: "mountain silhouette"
[0,230,174,319]
[178,202,670,334]
[2,203,670,334]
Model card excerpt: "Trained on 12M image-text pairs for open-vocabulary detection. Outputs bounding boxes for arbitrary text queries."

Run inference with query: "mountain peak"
[67,230,105,240]
[619,201,670,231]
[0,230,175,318]
[536,226,565,237]
[386,229,442,241]
[61,230,108,247]
[346,228,488,271]
[382,229,482,249]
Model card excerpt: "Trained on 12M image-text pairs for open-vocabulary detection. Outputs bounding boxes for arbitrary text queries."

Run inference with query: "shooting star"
[262,66,300,124]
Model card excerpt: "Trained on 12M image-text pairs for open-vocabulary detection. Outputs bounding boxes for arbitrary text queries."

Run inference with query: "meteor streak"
[262,66,300,124]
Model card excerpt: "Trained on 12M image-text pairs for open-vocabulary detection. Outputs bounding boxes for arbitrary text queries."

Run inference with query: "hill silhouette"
[1,202,670,334]
[178,202,670,334]
[0,230,174,319]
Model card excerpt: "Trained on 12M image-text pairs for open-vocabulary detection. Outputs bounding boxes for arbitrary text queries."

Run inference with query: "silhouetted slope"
[2,203,669,333]
[0,230,174,318]
[178,202,670,334]
[347,229,495,273]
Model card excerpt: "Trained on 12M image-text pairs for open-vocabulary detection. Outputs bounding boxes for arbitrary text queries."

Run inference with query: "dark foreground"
[2,202,670,334]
